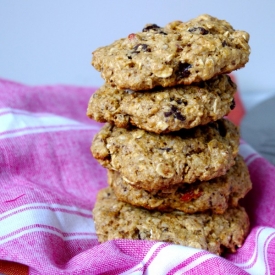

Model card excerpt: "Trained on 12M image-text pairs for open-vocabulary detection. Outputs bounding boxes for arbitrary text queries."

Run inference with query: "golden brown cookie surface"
[92,14,250,91]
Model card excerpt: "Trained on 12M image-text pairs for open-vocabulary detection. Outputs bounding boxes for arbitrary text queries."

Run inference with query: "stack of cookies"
[88,14,252,255]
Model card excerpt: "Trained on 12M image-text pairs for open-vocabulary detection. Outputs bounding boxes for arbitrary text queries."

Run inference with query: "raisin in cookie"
[91,119,239,190]
[108,155,252,214]
[93,187,250,255]
[87,74,236,134]
[92,14,250,91]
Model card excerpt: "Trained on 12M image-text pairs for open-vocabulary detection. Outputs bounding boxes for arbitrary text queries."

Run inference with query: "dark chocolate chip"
[175,112,186,121]
[142,24,161,32]
[230,99,236,110]
[171,105,178,112]
[132,43,151,54]
[164,111,173,117]
[222,41,228,47]
[172,98,187,105]
[177,62,192,78]
[188,27,209,35]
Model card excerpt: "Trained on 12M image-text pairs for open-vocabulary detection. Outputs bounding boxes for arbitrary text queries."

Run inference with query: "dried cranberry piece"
[177,62,192,78]
[188,27,209,35]
[128,33,136,40]
[142,24,161,32]
[180,189,202,202]
[132,43,151,54]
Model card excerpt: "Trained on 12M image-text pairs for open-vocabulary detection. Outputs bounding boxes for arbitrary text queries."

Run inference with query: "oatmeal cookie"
[108,155,252,214]
[92,14,250,90]
[87,74,236,133]
[91,119,239,190]
[93,187,250,255]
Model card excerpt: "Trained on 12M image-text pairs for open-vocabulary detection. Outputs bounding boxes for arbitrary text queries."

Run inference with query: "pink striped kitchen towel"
[0,78,275,275]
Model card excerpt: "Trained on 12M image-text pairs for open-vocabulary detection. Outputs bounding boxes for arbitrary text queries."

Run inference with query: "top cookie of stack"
[92,14,250,91]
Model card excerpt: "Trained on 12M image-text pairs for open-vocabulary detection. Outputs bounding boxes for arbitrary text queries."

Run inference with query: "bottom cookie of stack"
[93,187,250,255]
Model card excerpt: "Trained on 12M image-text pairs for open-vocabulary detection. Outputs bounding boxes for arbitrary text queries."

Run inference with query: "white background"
[1,0,275,106]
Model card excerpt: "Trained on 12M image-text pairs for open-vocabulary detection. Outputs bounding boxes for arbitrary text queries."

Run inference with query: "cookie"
[108,155,252,214]
[92,14,250,91]
[93,187,250,255]
[91,119,239,191]
[87,74,236,134]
